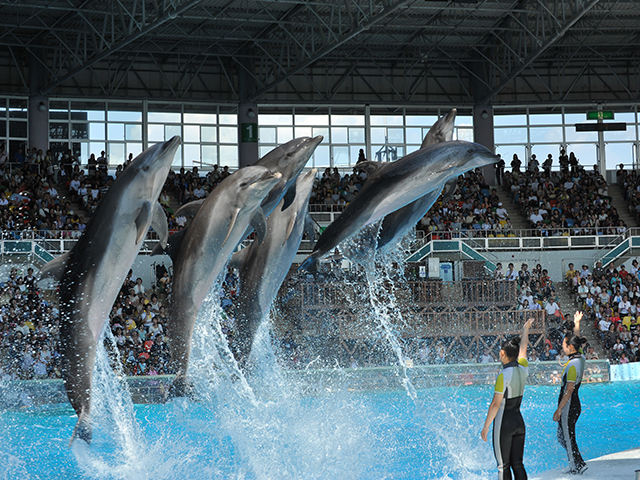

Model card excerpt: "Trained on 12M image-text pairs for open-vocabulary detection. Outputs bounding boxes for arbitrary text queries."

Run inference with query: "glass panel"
[313,145,330,167]
[529,113,562,125]
[371,115,403,126]
[387,128,404,143]
[89,142,106,158]
[109,143,125,165]
[331,115,364,126]
[406,127,423,144]
[108,111,141,122]
[172,146,182,167]
[495,127,527,144]
[372,145,399,162]
[406,115,438,126]
[295,126,312,137]
[371,127,387,143]
[530,126,562,143]
[615,111,635,123]
[219,127,236,143]
[202,145,218,166]
[259,146,272,157]
[79,143,89,163]
[89,123,105,140]
[201,126,217,143]
[219,114,237,125]
[184,144,200,167]
[331,127,348,144]
[350,145,365,163]
[604,127,636,142]
[47,100,66,110]
[183,125,200,143]
[87,110,105,121]
[49,111,68,121]
[261,114,293,126]
[494,114,527,126]
[126,143,143,160]
[9,121,27,138]
[406,144,420,155]
[457,116,473,128]
[455,127,473,142]
[165,125,181,139]
[313,127,329,139]
[605,143,634,170]
[9,109,27,119]
[496,147,526,169]
[184,113,216,124]
[108,123,124,141]
[126,124,142,141]
[349,127,364,143]
[296,114,328,126]
[566,127,597,143]
[277,126,293,143]
[148,112,180,123]
[71,123,89,139]
[259,127,276,144]
[220,145,238,167]
[564,113,586,124]
[148,124,164,142]
[564,144,596,168]
[332,146,350,165]
[49,123,68,139]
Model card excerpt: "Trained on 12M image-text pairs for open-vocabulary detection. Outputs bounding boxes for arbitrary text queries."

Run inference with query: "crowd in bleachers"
[618,165,640,227]
[567,260,640,363]
[504,151,625,236]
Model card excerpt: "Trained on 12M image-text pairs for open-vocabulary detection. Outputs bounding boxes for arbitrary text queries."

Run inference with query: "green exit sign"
[587,110,614,120]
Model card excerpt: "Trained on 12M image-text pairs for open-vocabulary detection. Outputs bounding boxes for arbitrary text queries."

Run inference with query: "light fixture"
[38,102,46,112]
[247,108,255,118]
[481,110,489,119]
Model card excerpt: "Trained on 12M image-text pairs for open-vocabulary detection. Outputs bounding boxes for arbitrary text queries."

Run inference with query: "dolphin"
[299,140,499,271]
[344,109,458,257]
[228,169,317,368]
[375,108,458,251]
[166,166,282,396]
[173,136,323,223]
[39,136,180,443]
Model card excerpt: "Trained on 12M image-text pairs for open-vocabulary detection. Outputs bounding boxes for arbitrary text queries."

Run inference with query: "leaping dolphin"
[39,136,180,443]
[228,169,317,368]
[173,136,323,223]
[166,166,282,396]
[299,140,499,271]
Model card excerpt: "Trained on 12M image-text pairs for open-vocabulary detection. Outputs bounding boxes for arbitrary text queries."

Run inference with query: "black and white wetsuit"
[492,357,529,480]
[557,352,587,473]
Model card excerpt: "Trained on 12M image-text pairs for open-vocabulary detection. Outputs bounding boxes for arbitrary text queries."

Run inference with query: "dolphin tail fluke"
[298,254,317,273]
[70,412,92,446]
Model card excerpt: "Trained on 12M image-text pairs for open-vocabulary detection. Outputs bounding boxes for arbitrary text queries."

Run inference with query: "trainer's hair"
[501,336,521,360]
[564,333,588,352]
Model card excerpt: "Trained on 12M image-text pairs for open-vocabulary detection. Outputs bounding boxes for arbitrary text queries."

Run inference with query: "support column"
[596,104,606,176]
[28,46,48,153]
[473,106,496,185]
[237,52,258,168]
[364,104,371,162]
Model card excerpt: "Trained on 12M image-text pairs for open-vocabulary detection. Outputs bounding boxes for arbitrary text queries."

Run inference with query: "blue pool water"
[2,379,639,480]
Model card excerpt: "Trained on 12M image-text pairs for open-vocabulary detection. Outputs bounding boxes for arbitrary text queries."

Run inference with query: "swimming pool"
[2,377,639,480]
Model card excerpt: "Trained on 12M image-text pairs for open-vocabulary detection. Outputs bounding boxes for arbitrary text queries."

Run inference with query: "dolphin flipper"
[175,199,205,220]
[250,208,267,244]
[222,208,241,247]
[281,182,297,211]
[135,202,152,245]
[38,251,71,282]
[298,253,318,273]
[151,228,187,261]
[228,247,250,270]
[304,214,316,249]
[151,203,169,249]
[356,161,386,176]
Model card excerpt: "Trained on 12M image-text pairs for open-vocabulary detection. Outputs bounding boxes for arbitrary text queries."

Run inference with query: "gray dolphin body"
[174,136,322,222]
[299,140,499,271]
[41,137,180,443]
[229,169,317,367]
[167,166,282,395]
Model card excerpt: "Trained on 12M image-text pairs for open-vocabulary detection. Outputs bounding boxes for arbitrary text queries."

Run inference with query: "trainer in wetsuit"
[481,318,534,480]
[553,311,588,475]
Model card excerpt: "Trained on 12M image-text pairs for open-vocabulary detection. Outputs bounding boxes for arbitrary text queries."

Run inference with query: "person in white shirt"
[506,263,518,281]
[496,203,508,219]
[618,295,631,316]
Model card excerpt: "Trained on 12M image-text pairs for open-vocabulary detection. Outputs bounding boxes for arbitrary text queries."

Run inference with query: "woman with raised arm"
[481,317,535,480]
[553,311,589,475]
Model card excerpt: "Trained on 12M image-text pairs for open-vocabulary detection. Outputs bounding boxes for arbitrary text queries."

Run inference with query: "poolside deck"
[533,447,640,480]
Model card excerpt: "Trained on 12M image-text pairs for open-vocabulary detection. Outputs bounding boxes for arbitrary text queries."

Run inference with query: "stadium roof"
[1,0,639,108]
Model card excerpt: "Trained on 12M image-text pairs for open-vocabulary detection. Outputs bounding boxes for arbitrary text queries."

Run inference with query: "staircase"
[496,185,530,230]
[55,179,90,224]
[610,184,638,228]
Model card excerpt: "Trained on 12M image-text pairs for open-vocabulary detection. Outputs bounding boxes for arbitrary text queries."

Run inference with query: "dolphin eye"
[240,181,248,187]
[142,165,150,172]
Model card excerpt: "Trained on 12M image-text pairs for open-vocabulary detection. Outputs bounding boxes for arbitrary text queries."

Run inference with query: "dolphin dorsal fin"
[135,202,152,245]
[151,228,187,262]
[251,208,267,244]
[175,199,204,220]
[151,203,169,249]
[357,161,386,175]
[222,208,241,247]
[38,250,71,282]
[228,246,250,269]
[281,182,297,211]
